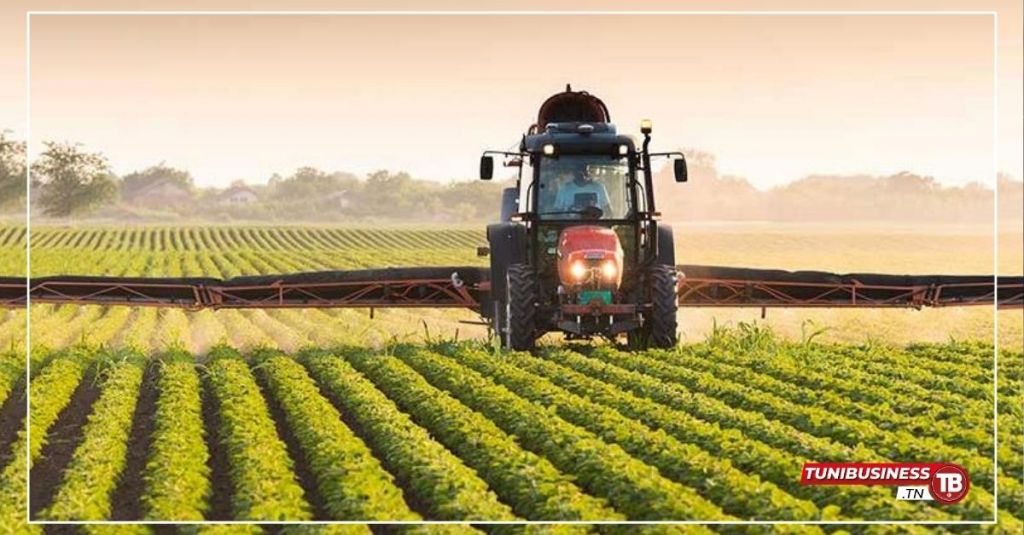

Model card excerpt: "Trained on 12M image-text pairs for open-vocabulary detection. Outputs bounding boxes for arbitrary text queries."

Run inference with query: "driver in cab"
[553,167,611,218]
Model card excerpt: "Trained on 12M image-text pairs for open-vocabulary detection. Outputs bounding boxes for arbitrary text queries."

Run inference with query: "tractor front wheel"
[503,263,538,351]
[629,265,679,349]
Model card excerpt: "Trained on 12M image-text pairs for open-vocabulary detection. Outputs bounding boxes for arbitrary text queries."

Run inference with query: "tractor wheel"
[503,263,538,351]
[630,265,679,349]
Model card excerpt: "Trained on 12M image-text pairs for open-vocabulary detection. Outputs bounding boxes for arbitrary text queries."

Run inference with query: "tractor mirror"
[480,156,494,180]
[674,157,688,183]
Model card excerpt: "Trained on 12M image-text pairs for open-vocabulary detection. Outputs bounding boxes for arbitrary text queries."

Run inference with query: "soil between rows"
[111,361,160,520]
[29,372,101,518]
[257,371,330,520]
[201,375,233,521]
[0,377,26,468]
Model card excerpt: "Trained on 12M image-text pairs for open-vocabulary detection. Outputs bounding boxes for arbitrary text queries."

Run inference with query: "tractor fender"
[656,224,676,266]
[482,223,528,318]
[499,187,519,222]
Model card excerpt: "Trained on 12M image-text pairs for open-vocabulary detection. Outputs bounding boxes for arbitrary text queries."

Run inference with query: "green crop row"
[27,226,483,255]
[616,347,1002,492]
[205,347,311,520]
[507,346,943,525]
[536,348,967,522]
[0,351,23,410]
[142,349,211,520]
[817,344,994,399]
[300,349,518,521]
[42,351,146,520]
[587,348,1020,528]
[655,347,1024,519]
[254,350,418,521]
[0,349,91,533]
[664,347,993,456]
[395,347,726,523]
[0,225,25,248]
[341,349,619,523]
[438,344,821,524]
[693,343,993,429]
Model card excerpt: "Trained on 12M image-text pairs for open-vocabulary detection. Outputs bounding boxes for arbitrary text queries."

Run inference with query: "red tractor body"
[556,226,624,290]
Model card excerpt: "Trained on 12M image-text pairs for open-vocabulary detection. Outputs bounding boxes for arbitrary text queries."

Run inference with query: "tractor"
[478,86,688,350]
[10,88,1017,344]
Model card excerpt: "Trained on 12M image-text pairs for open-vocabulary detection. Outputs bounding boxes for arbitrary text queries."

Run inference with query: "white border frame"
[23,9,1001,527]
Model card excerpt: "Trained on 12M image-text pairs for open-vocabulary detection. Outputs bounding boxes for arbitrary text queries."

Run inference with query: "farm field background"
[0,223,1020,531]
[5,221,1023,354]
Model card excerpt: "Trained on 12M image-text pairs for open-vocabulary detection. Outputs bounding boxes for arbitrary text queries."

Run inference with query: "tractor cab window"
[536,155,632,220]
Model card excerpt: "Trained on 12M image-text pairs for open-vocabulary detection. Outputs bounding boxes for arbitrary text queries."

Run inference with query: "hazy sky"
[2,2,1020,189]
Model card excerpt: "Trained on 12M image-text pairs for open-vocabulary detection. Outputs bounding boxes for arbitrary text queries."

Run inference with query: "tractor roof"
[523,122,635,154]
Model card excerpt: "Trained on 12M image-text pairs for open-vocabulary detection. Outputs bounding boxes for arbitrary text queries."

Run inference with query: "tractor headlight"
[543,144,556,156]
[570,261,587,280]
[600,260,617,280]
[618,144,629,156]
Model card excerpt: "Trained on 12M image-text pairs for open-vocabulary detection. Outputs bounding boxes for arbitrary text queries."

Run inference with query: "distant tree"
[358,170,433,217]
[0,130,26,209]
[120,163,194,198]
[270,166,359,202]
[32,141,117,217]
[681,148,719,182]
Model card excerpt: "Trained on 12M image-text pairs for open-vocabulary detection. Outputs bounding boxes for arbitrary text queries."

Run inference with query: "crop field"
[0,224,1020,531]
[1,339,1021,531]
[7,222,1022,354]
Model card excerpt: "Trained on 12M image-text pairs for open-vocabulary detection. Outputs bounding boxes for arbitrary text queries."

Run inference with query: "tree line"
[1,133,1020,223]
[0,136,510,221]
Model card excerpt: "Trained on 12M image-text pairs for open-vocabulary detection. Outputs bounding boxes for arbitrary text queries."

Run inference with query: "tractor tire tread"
[507,263,538,351]
[648,264,679,348]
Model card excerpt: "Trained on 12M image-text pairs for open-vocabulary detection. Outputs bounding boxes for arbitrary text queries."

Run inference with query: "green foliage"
[205,349,312,520]
[142,349,211,520]
[301,349,517,521]
[31,141,117,217]
[255,351,418,520]
[120,163,195,199]
[394,347,726,523]
[0,130,26,209]
[268,166,359,202]
[440,344,821,522]
[42,350,145,520]
[342,348,618,523]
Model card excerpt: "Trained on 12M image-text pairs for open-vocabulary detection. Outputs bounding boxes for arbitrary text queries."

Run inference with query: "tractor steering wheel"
[578,205,603,220]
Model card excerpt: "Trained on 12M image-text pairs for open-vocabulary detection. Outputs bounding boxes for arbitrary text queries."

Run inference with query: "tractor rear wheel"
[629,265,679,349]
[503,263,538,351]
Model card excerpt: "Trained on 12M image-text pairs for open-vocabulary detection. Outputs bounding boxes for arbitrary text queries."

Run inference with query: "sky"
[1,1,1020,189]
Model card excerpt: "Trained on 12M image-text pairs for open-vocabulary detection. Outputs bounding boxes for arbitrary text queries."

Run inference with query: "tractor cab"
[479,86,687,350]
